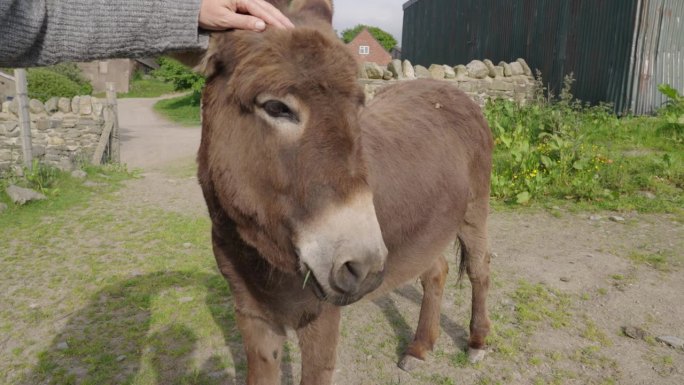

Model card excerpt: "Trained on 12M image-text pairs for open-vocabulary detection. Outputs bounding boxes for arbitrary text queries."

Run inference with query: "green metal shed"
[402,0,684,114]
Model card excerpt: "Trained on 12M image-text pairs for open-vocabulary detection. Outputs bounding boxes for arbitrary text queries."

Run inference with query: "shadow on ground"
[17,271,295,385]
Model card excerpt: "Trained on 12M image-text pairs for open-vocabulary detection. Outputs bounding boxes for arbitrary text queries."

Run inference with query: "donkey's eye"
[261,100,299,123]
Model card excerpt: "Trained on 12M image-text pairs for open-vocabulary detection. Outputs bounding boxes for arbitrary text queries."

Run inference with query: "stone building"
[346,28,392,65]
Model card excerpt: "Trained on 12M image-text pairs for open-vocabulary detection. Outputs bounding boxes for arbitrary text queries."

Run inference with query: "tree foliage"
[341,24,397,52]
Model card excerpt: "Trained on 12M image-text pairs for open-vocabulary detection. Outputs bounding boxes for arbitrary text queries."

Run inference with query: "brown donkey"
[196,1,493,383]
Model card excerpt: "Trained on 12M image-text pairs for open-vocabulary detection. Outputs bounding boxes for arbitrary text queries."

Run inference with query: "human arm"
[0,0,293,67]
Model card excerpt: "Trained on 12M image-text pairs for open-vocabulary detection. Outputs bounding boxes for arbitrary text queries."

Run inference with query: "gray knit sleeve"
[0,0,209,67]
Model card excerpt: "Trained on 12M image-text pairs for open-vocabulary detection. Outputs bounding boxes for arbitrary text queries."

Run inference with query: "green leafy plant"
[153,57,205,105]
[657,84,684,142]
[43,63,93,95]
[485,74,617,204]
[26,69,84,101]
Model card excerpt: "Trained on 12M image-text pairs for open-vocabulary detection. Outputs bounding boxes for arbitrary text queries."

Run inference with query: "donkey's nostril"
[333,260,368,294]
[343,261,361,279]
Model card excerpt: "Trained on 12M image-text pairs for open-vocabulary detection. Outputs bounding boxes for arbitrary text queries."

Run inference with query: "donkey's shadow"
[19,271,296,385]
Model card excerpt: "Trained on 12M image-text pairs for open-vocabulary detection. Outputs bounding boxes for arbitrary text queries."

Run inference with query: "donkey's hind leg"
[398,255,449,371]
[459,201,492,363]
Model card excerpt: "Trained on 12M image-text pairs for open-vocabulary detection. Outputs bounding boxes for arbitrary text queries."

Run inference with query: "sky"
[332,0,406,46]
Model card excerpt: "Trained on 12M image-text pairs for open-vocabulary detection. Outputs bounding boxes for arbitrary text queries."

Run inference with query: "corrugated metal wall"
[629,0,684,114]
[402,0,683,114]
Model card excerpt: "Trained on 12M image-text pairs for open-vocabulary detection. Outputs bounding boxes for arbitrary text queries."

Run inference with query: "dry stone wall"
[359,58,537,107]
[0,96,106,171]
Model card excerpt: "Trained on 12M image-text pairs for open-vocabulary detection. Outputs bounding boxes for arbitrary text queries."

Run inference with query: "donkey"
[195,1,493,383]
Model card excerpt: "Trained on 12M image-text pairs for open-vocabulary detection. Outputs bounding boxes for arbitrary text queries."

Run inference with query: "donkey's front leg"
[296,304,341,385]
[236,310,287,385]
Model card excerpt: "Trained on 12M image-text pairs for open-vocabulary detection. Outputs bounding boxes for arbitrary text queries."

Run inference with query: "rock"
[183,242,192,248]
[589,215,602,221]
[79,95,92,115]
[491,80,514,91]
[382,69,393,80]
[28,99,45,114]
[560,276,570,282]
[623,326,648,340]
[71,170,87,179]
[6,185,47,205]
[364,62,384,79]
[517,58,533,76]
[466,60,489,79]
[71,96,80,114]
[402,60,415,79]
[90,96,104,117]
[387,59,404,79]
[179,296,194,303]
[56,341,69,350]
[509,62,525,76]
[443,65,456,79]
[638,191,656,199]
[44,97,59,113]
[8,100,19,116]
[48,136,66,146]
[656,335,684,350]
[428,64,445,79]
[609,216,625,223]
[58,97,71,113]
[35,118,49,131]
[116,355,126,362]
[357,63,368,79]
[32,145,46,157]
[1,101,10,114]
[0,203,7,213]
[454,65,468,80]
[414,65,431,79]
[483,59,497,77]
[493,66,504,77]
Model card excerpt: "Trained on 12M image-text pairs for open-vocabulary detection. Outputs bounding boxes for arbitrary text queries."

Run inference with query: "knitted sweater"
[0,0,209,67]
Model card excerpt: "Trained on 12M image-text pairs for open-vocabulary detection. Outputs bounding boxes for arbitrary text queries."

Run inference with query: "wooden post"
[105,82,120,163]
[14,69,32,170]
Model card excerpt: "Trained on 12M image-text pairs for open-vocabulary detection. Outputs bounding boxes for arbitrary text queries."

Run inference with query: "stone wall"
[0,96,107,171]
[359,58,538,107]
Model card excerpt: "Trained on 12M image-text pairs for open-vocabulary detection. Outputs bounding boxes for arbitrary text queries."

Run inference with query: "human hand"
[199,0,295,31]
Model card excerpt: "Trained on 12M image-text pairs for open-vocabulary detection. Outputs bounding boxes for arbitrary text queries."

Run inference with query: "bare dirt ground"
[12,98,680,384]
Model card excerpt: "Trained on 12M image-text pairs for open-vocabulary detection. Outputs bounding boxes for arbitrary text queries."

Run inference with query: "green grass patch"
[119,77,176,98]
[154,93,201,126]
[626,251,676,271]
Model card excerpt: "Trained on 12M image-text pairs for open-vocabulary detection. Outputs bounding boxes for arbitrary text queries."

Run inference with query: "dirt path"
[112,100,684,384]
[119,97,200,170]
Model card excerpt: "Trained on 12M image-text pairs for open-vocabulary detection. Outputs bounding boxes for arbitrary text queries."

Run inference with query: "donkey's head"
[199,0,387,305]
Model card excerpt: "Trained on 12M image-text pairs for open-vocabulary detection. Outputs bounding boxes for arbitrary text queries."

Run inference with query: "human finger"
[237,0,295,29]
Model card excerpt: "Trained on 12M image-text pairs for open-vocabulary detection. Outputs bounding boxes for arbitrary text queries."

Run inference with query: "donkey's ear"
[290,0,334,24]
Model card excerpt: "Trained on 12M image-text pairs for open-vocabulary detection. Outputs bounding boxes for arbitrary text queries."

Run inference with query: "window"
[359,45,370,55]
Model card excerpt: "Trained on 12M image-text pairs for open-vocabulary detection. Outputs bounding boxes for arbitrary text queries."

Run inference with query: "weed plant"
[485,75,683,212]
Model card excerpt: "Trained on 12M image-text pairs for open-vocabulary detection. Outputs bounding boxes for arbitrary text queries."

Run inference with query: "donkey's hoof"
[467,348,487,363]
[398,354,423,372]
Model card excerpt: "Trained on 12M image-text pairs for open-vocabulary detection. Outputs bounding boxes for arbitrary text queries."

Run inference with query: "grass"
[119,77,176,98]
[0,165,243,385]
[154,93,201,126]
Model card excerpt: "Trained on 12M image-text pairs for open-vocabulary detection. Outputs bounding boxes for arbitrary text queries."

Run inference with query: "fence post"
[14,69,32,170]
[105,82,120,163]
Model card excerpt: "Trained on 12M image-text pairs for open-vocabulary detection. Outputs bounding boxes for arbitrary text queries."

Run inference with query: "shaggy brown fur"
[196,1,493,383]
